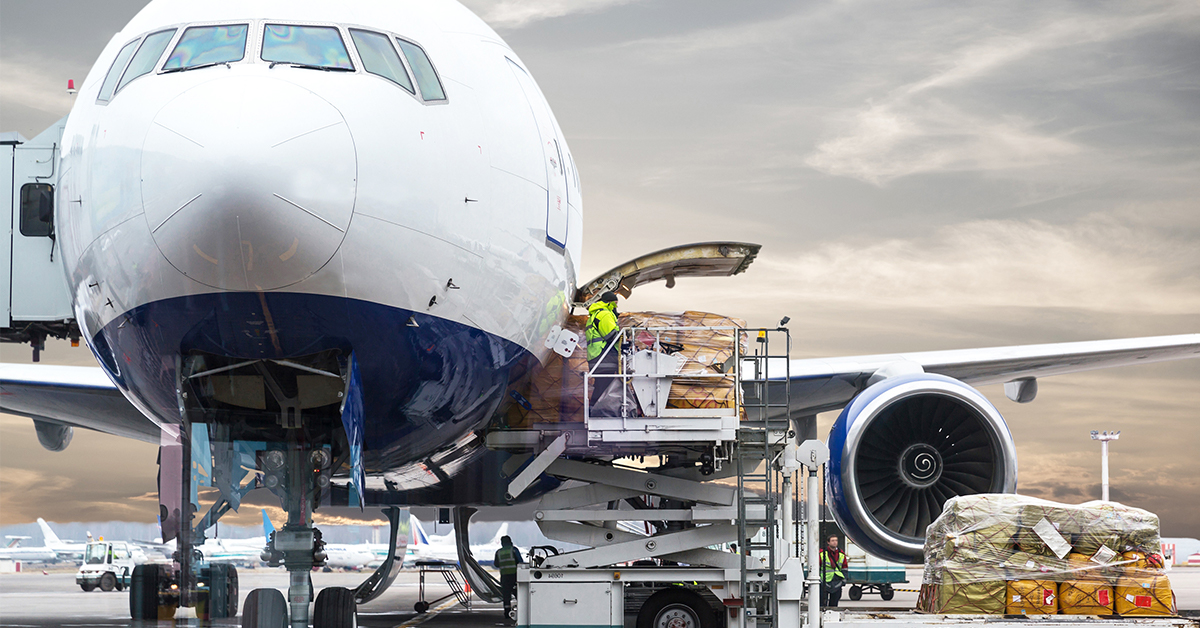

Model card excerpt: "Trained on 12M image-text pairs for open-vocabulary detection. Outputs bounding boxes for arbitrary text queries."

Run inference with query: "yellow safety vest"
[495,546,519,575]
[821,549,846,582]
[586,302,619,361]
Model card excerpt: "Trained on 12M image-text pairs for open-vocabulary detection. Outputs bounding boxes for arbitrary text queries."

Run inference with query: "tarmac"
[1,566,1197,627]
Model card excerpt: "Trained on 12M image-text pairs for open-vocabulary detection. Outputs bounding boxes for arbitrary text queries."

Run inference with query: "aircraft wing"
[783,334,1200,416]
[0,364,160,443]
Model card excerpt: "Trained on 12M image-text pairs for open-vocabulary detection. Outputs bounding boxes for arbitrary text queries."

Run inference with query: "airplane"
[405,515,510,566]
[0,536,58,563]
[36,518,87,561]
[0,0,1197,625]
[193,509,273,566]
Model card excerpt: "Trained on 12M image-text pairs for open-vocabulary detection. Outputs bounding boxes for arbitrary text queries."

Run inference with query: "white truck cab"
[76,540,143,592]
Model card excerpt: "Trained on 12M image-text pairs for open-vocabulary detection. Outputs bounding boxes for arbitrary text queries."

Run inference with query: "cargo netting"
[916,494,1175,616]
[503,311,744,427]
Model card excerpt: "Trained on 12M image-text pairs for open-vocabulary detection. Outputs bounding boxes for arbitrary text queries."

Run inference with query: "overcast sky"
[2,1,1198,537]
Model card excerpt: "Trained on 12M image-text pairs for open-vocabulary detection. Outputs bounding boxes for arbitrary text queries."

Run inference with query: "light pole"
[1090,430,1120,502]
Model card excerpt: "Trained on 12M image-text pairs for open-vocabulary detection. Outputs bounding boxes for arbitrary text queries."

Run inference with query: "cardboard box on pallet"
[502,311,745,427]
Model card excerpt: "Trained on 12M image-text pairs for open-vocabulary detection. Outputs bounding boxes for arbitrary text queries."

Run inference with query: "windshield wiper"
[161,62,230,74]
[269,62,353,72]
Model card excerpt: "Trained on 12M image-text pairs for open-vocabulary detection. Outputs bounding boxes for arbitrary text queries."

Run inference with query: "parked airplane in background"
[0,536,57,563]
[405,516,510,566]
[36,519,86,561]
[0,0,1197,625]
[195,510,274,566]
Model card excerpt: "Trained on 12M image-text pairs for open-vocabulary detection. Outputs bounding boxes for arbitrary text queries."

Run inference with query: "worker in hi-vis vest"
[820,533,848,607]
[493,535,524,622]
[585,291,621,412]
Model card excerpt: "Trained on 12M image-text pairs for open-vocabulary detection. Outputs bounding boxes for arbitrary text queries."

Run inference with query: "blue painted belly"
[90,292,549,504]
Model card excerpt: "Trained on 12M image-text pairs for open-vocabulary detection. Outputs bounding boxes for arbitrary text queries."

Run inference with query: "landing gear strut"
[252,446,336,628]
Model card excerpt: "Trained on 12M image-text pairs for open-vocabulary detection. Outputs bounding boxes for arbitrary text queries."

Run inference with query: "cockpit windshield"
[262,24,353,70]
[163,24,248,70]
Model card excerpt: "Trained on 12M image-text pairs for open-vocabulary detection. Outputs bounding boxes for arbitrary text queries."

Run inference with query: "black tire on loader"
[99,572,117,592]
[636,588,717,628]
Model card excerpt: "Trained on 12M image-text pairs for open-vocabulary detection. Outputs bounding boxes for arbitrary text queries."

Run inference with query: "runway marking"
[394,597,462,628]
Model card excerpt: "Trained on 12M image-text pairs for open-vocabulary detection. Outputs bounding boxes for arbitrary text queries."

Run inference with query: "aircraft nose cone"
[142,76,356,291]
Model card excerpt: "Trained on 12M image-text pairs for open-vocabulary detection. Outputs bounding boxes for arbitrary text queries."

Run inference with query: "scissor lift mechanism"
[489,327,829,628]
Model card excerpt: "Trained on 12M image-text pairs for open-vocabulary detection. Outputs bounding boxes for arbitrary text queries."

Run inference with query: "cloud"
[805,3,1200,184]
[462,0,641,29]
[685,216,1200,315]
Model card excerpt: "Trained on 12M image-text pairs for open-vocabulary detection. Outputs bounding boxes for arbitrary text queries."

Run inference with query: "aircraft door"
[506,59,568,250]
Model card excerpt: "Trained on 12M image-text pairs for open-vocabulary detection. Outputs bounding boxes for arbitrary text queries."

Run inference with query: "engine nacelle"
[827,373,1017,563]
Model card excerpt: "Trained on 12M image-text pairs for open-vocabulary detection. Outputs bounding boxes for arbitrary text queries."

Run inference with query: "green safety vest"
[585,302,619,361]
[821,549,846,582]
[495,546,519,575]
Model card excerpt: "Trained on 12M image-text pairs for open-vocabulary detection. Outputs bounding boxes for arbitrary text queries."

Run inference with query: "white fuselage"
[54,0,582,499]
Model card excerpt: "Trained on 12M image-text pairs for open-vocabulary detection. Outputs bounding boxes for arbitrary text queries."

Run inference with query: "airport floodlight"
[1090,430,1120,501]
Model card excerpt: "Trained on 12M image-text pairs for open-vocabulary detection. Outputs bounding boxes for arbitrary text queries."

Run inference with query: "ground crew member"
[494,535,523,622]
[586,291,621,410]
[820,533,848,608]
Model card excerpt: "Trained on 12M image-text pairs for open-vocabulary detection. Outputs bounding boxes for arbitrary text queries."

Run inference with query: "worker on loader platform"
[821,534,848,608]
[494,535,524,623]
[586,291,621,411]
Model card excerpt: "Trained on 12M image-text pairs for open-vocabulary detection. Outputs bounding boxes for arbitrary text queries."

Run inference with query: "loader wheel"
[81,581,96,592]
[100,572,117,592]
[848,585,862,601]
[637,588,716,628]
[880,584,895,601]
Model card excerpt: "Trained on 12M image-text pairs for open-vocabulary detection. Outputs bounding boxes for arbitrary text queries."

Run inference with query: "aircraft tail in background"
[262,510,275,537]
[488,522,509,546]
[409,515,431,546]
[37,518,62,546]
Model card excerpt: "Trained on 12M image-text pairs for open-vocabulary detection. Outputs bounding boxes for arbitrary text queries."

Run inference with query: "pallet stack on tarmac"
[918,494,1177,616]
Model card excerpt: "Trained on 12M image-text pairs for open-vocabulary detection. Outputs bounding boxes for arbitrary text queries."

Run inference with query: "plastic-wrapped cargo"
[1006,580,1058,615]
[918,494,1175,616]
[501,311,744,427]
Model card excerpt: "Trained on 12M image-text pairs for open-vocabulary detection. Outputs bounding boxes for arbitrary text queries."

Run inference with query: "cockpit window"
[262,24,353,70]
[163,24,248,70]
[396,39,445,101]
[349,29,414,93]
[117,29,176,93]
[97,40,139,102]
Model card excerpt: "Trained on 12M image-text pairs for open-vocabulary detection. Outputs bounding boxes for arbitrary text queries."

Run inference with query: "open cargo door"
[575,242,760,305]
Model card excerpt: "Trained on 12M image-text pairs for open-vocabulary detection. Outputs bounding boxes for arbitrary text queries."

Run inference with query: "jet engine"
[827,373,1017,562]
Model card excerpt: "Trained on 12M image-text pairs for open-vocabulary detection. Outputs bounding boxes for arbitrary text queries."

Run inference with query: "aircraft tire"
[129,564,159,619]
[100,572,117,592]
[314,586,357,628]
[636,588,716,628]
[242,587,288,628]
